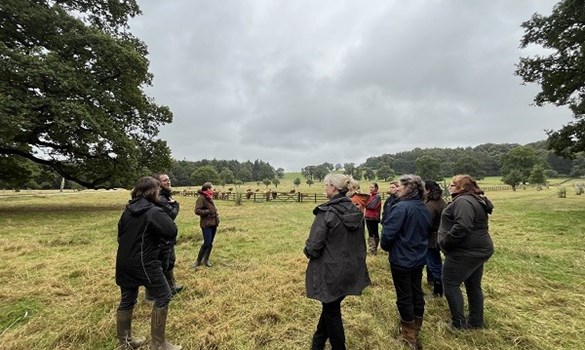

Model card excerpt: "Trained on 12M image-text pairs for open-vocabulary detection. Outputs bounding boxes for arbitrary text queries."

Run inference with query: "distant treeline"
[6,141,584,190]
[359,141,576,179]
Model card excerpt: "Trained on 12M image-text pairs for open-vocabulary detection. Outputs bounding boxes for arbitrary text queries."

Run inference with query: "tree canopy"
[0,0,173,189]
[516,0,585,158]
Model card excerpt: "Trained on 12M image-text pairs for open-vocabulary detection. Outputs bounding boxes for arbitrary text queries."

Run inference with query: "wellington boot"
[202,245,213,267]
[399,319,419,350]
[164,269,184,295]
[116,308,145,349]
[414,316,424,349]
[192,245,206,269]
[151,306,182,350]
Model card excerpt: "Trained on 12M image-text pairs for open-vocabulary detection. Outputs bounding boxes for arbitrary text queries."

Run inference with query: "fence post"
[298,192,301,202]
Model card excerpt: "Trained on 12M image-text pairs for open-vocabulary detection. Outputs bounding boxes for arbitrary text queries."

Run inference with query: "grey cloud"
[131,0,572,171]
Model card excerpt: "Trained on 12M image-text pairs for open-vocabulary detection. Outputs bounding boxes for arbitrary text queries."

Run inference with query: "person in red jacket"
[364,183,382,255]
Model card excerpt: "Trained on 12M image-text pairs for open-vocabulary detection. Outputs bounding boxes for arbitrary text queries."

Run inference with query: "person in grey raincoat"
[304,173,371,350]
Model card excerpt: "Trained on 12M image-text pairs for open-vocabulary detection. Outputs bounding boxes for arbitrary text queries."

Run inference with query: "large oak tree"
[516,0,585,158]
[0,0,173,188]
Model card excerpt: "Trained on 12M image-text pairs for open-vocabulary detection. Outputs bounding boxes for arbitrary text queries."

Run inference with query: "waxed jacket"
[381,198,430,269]
[195,190,220,228]
[304,194,371,303]
[438,193,494,259]
[116,198,178,288]
[425,198,447,249]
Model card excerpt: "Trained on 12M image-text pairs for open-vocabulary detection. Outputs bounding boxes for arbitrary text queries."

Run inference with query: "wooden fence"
[175,184,515,203]
[176,190,329,203]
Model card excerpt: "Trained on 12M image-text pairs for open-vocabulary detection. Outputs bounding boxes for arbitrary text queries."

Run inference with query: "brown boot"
[116,308,145,349]
[414,316,424,349]
[399,319,419,350]
[151,306,182,350]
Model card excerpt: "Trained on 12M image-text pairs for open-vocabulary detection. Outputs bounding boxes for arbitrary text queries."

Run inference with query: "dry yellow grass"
[0,185,584,349]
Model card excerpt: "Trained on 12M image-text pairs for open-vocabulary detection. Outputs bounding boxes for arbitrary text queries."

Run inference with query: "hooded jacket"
[381,198,430,269]
[304,194,371,303]
[115,198,178,288]
[159,187,180,220]
[438,193,494,259]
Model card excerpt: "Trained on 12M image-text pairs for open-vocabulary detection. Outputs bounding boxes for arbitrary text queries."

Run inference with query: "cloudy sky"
[129,0,570,172]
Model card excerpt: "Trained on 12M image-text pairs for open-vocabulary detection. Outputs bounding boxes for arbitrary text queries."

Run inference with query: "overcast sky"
[129,0,570,172]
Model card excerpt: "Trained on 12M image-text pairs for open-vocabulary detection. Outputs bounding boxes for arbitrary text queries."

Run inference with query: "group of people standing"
[304,173,494,350]
[114,175,220,350]
[113,171,493,350]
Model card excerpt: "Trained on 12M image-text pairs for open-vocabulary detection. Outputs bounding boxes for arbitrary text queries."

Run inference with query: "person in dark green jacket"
[304,173,371,350]
[439,174,494,330]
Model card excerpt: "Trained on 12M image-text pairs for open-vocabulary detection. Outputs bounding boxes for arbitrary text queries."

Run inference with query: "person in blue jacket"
[381,174,430,350]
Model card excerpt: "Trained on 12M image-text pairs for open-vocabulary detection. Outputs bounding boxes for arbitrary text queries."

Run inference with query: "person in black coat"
[115,176,182,350]
[305,173,371,350]
[438,174,494,330]
[153,173,183,295]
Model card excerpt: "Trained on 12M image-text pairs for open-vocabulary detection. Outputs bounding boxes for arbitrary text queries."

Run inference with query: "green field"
[0,182,584,349]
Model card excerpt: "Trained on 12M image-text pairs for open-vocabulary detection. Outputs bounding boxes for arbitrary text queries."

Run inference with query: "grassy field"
[0,180,584,349]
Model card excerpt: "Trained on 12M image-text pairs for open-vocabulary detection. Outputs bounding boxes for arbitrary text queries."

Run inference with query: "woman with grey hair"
[304,173,371,350]
[381,174,430,349]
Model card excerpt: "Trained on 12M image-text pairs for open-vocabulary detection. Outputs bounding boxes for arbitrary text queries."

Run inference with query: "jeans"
[426,248,443,282]
[202,226,217,249]
[311,296,346,350]
[442,255,487,328]
[390,265,425,321]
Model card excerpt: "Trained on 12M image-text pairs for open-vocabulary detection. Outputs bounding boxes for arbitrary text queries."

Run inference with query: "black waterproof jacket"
[304,194,371,303]
[116,198,178,288]
[159,187,180,220]
[438,193,494,260]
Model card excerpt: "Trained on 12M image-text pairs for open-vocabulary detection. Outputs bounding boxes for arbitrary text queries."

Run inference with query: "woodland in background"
[7,140,584,191]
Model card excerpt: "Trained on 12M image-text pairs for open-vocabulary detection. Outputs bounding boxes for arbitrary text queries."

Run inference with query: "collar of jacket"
[313,194,350,215]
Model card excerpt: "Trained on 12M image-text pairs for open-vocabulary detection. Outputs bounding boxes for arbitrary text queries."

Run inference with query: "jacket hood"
[473,194,494,215]
[456,193,493,215]
[125,197,155,216]
[315,195,364,231]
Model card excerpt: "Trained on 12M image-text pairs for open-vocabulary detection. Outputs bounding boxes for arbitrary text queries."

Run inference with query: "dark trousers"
[202,226,217,248]
[311,296,346,350]
[118,283,172,310]
[442,255,487,328]
[426,247,443,282]
[390,264,425,321]
[365,219,379,239]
